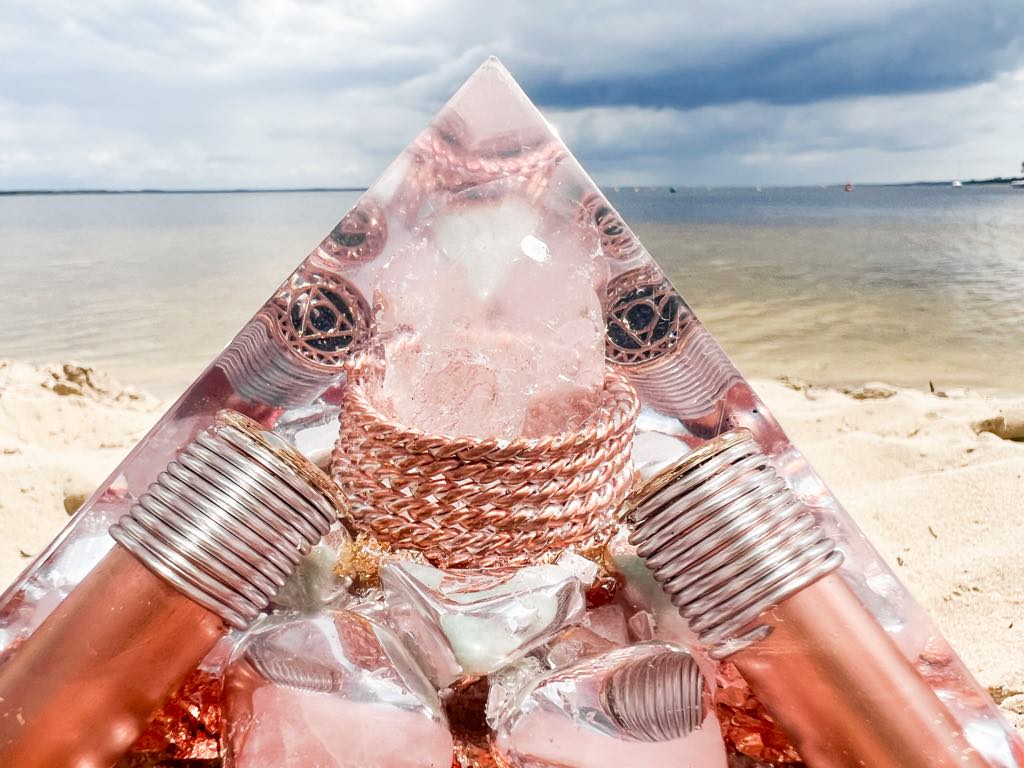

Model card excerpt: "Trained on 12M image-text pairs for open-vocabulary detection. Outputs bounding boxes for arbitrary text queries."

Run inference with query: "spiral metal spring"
[601,648,706,742]
[625,324,743,420]
[245,643,343,694]
[110,411,340,629]
[626,429,843,658]
[217,313,343,408]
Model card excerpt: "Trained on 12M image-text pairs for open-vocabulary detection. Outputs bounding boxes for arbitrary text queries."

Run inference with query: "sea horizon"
[1,185,1022,399]
[3,177,1022,196]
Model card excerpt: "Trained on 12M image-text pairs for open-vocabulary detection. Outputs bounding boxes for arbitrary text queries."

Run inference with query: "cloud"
[551,67,1024,185]
[521,0,1024,108]
[0,0,1021,188]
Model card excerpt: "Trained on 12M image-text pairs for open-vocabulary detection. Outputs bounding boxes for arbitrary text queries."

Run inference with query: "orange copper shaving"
[716,662,803,765]
[121,668,223,764]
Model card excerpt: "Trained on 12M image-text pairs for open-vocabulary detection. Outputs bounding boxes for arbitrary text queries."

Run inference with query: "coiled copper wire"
[111,411,341,628]
[332,364,639,568]
[408,114,565,201]
[606,266,743,420]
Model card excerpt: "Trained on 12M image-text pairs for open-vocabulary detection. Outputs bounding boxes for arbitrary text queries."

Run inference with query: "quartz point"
[375,188,607,440]
[0,54,1019,768]
[490,643,729,768]
[379,559,586,685]
[223,610,452,768]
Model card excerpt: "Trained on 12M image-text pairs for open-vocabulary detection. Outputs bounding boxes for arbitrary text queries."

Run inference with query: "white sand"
[0,360,1020,728]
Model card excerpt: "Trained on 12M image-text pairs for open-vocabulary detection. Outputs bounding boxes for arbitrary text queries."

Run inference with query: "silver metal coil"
[601,648,706,742]
[245,643,343,694]
[217,314,343,407]
[626,429,843,658]
[626,324,743,419]
[110,410,341,629]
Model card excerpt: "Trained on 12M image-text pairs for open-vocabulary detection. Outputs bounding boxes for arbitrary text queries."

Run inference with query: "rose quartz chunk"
[224,610,452,768]
[490,644,729,768]
[233,689,452,768]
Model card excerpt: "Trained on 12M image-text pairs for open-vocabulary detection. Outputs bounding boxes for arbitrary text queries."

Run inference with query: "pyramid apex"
[437,57,555,157]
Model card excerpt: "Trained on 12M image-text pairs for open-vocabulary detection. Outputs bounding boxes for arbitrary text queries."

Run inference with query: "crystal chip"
[490,643,729,768]
[380,560,586,685]
[223,610,452,768]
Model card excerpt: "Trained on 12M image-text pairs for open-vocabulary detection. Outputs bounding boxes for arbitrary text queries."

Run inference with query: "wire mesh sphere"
[605,267,693,367]
[318,200,388,264]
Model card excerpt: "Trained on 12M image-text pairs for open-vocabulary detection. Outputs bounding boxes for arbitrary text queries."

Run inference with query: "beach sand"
[0,358,1020,729]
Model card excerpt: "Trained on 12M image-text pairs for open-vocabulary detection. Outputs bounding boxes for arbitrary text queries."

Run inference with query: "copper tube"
[626,428,990,768]
[731,572,986,768]
[0,547,225,767]
[0,411,340,768]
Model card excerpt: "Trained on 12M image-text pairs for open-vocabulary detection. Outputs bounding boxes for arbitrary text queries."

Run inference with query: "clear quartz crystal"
[375,185,606,439]
[223,610,453,768]
[490,643,729,768]
[269,527,352,613]
[379,560,587,685]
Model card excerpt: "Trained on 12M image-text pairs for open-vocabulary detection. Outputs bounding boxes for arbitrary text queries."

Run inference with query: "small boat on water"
[844,182,854,192]
[952,179,963,188]
[1011,179,1024,189]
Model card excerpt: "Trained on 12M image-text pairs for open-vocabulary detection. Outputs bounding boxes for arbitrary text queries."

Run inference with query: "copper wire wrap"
[332,364,640,568]
[217,312,330,407]
[316,200,388,265]
[606,267,743,419]
[578,191,642,262]
[409,113,566,201]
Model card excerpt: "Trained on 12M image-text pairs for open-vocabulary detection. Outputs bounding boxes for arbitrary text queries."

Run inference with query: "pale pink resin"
[0,57,1018,766]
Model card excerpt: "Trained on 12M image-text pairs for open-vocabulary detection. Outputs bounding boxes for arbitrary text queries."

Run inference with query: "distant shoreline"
[1,181,1021,196]
[0,187,370,197]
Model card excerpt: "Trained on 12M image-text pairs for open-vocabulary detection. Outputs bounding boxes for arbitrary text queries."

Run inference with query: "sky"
[1,0,1023,189]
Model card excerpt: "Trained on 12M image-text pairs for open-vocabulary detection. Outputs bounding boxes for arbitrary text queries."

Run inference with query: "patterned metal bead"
[319,200,388,264]
[273,268,373,368]
[579,192,641,262]
[605,267,692,367]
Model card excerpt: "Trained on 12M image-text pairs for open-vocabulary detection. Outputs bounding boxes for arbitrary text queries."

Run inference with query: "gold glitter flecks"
[334,533,428,589]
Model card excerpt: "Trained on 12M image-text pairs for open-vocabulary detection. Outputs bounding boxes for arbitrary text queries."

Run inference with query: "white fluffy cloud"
[0,0,1021,188]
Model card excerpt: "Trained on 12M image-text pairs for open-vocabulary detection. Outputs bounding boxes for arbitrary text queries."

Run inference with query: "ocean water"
[0,186,1021,398]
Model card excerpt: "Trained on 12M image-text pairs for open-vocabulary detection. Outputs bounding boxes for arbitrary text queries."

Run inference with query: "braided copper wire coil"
[342,362,638,463]
[409,113,566,199]
[332,366,639,568]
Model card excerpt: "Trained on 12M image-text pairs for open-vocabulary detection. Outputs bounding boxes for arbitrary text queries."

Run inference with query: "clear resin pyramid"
[0,59,1020,767]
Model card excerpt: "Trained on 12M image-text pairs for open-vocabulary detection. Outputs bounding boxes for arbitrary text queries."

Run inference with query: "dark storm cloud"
[522,0,1024,109]
[1,0,1023,187]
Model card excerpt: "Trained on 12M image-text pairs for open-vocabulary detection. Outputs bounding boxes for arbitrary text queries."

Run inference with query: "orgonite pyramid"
[0,58,1020,768]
